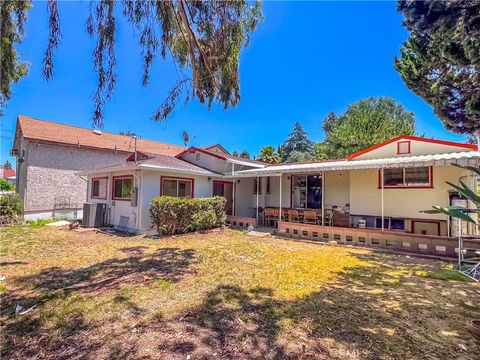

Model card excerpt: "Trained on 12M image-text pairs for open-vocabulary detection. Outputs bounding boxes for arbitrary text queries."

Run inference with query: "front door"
[213,181,234,215]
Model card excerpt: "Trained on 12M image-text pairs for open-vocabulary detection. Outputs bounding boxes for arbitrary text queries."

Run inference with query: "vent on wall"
[397,141,410,154]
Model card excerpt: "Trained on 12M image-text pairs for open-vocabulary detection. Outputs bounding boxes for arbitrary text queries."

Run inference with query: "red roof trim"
[347,135,477,160]
[175,147,227,160]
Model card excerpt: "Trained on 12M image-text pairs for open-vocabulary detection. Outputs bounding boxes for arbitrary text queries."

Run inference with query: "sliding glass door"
[292,175,322,209]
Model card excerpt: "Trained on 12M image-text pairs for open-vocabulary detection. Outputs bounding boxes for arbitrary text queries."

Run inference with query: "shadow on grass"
[2,250,480,359]
[1,247,197,359]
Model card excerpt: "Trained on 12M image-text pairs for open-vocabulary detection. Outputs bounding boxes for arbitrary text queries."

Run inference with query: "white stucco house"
[79,135,480,258]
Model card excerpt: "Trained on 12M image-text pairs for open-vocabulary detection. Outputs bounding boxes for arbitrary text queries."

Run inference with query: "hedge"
[150,196,227,235]
[0,193,23,226]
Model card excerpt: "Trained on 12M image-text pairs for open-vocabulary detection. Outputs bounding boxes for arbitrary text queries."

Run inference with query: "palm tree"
[256,146,280,163]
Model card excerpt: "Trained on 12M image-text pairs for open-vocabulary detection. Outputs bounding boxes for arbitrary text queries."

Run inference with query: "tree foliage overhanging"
[394,0,480,135]
[316,97,416,159]
[0,0,263,126]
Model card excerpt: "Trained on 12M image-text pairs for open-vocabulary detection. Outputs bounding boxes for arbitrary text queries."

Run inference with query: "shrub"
[150,196,227,235]
[191,209,217,231]
[0,193,23,226]
[0,179,15,191]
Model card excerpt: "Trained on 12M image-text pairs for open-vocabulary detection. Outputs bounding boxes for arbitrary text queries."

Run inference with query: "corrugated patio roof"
[226,151,480,177]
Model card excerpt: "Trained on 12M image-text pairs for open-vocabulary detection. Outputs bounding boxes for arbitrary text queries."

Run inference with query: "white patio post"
[256,176,259,225]
[279,175,283,224]
[321,171,325,226]
[381,167,385,231]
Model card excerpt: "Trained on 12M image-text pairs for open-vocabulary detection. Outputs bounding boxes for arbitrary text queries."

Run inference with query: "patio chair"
[324,209,336,226]
[303,210,318,225]
[265,208,277,227]
[288,209,300,222]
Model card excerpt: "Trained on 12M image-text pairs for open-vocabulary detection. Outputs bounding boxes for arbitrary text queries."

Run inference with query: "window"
[113,176,132,200]
[292,175,322,208]
[91,177,107,199]
[381,167,432,188]
[266,177,271,194]
[254,178,262,195]
[397,141,411,154]
[161,177,193,198]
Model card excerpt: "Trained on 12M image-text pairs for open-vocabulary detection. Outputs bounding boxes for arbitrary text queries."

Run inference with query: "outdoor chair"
[303,210,318,225]
[265,208,277,227]
[288,209,300,222]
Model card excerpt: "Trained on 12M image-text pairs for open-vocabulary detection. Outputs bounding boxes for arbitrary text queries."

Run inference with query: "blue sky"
[0,1,470,165]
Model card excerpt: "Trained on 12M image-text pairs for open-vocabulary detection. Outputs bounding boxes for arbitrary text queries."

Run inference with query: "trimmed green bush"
[0,193,23,226]
[150,196,227,235]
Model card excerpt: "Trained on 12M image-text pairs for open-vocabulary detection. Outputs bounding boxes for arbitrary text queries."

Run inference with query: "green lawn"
[1,225,479,359]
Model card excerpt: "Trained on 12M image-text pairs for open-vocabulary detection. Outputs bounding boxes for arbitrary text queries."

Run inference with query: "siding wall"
[19,140,127,215]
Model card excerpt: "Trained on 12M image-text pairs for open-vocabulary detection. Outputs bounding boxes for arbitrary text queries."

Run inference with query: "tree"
[0,1,30,118]
[239,150,250,159]
[256,146,280,163]
[232,150,239,157]
[286,150,314,163]
[0,179,15,191]
[118,130,137,137]
[279,122,314,161]
[1,1,263,125]
[394,1,480,135]
[2,160,13,170]
[316,97,415,159]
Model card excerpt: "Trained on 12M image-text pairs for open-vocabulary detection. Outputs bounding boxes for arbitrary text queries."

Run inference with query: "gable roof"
[14,115,184,156]
[347,135,477,160]
[79,152,218,176]
[0,168,15,179]
[200,144,230,155]
[176,146,267,167]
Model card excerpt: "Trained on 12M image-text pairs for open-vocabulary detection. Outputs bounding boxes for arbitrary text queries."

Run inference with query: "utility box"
[83,203,106,228]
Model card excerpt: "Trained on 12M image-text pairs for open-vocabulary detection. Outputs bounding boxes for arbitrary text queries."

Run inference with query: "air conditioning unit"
[83,202,106,228]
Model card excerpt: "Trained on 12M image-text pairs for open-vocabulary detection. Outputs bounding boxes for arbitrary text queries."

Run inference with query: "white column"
[256,176,259,225]
[232,180,236,216]
[279,175,283,224]
[321,171,325,226]
[381,168,385,231]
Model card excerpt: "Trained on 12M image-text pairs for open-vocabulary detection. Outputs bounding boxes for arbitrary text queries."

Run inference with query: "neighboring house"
[11,115,185,219]
[80,135,480,253]
[0,168,16,185]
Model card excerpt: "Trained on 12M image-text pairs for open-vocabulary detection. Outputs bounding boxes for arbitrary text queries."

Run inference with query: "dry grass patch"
[0,226,479,359]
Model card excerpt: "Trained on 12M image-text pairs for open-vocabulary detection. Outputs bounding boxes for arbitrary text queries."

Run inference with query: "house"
[0,168,16,185]
[79,135,480,257]
[11,115,185,219]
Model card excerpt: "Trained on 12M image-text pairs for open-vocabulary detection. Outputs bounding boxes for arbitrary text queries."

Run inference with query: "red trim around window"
[112,175,133,201]
[160,176,195,197]
[347,135,477,160]
[411,220,441,236]
[91,176,108,199]
[378,166,433,189]
[396,141,411,154]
